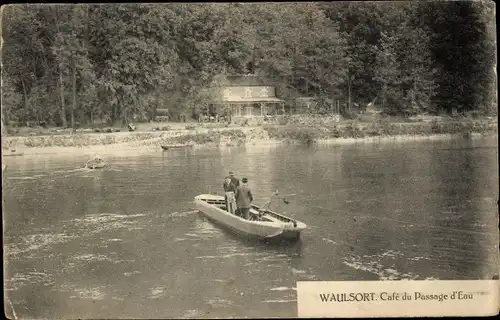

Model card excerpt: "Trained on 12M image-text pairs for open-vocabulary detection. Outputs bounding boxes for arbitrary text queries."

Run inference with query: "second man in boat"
[235,177,254,220]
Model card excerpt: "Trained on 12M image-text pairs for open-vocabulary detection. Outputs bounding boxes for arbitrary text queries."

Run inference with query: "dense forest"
[1,2,496,128]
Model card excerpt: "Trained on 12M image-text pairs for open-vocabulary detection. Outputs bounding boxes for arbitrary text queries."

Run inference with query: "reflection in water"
[2,136,498,319]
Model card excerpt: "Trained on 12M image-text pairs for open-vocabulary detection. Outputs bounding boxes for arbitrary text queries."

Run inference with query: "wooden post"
[260,102,263,116]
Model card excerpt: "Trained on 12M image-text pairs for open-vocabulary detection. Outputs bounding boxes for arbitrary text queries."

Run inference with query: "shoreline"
[1,131,496,158]
[2,118,497,158]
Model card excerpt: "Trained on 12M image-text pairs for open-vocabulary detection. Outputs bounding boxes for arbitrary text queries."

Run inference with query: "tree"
[419,0,496,114]
[374,19,437,116]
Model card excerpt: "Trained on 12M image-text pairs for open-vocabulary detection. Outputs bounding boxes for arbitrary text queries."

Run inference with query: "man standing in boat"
[223,171,240,214]
[235,177,254,220]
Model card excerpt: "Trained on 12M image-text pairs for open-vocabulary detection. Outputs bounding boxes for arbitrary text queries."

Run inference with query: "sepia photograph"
[2,1,498,319]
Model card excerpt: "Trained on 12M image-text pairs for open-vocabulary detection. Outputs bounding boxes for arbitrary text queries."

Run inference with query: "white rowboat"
[194,194,307,241]
[85,159,106,169]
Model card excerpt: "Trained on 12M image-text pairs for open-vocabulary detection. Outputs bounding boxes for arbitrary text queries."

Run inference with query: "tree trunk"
[21,78,29,112]
[123,107,128,126]
[59,66,68,128]
[1,115,6,136]
[117,95,127,126]
[71,59,76,128]
[381,85,387,111]
[347,77,352,112]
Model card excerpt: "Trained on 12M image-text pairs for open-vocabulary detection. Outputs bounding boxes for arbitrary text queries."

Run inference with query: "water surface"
[3,136,498,319]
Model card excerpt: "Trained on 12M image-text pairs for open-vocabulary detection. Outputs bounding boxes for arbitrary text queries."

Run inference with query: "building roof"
[220,97,284,103]
[224,74,272,86]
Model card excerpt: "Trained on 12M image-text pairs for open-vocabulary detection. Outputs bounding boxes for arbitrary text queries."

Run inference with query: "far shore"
[1,131,496,159]
[2,116,497,158]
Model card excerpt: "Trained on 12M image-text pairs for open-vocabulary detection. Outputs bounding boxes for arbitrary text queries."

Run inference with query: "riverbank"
[2,118,497,157]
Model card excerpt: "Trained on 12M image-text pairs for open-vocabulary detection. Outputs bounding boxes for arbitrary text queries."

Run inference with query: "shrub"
[342,110,360,120]
[220,129,246,138]
[430,119,442,134]
[342,122,365,138]
[276,115,289,125]
[263,126,318,144]
[328,126,342,138]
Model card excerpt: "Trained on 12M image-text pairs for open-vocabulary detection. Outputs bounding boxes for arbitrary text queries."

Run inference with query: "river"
[3,136,498,319]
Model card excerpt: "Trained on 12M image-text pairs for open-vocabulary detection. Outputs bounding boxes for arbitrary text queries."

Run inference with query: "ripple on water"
[269,286,297,292]
[8,174,47,181]
[5,233,78,258]
[343,254,423,280]
[207,298,234,308]
[69,213,148,234]
[71,286,108,300]
[262,299,296,303]
[191,220,224,235]
[169,210,199,218]
[181,309,201,319]
[5,272,54,291]
[290,268,307,275]
[148,286,167,299]
[72,253,117,263]
[196,252,267,259]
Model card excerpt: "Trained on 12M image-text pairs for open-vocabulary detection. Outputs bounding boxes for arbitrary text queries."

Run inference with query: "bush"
[264,126,318,144]
[293,128,317,144]
[365,118,393,136]
[343,122,365,138]
[342,110,360,120]
[276,115,289,125]
[220,129,246,138]
[328,126,342,138]
[185,124,196,130]
[430,119,442,134]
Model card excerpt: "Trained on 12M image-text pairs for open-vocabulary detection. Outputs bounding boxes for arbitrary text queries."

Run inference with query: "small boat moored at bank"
[194,194,306,241]
[3,149,24,157]
[161,144,193,150]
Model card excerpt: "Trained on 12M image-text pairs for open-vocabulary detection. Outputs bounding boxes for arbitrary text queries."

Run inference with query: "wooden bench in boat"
[201,196,294,224]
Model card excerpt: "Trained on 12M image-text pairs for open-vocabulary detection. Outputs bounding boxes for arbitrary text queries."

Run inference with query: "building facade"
[209,75,285,119]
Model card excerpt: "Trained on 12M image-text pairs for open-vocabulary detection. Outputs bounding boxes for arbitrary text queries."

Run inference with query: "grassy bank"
[163,129,248,146]
[1,118,497,153]
[1,127,262,151]
[263,118,498,144]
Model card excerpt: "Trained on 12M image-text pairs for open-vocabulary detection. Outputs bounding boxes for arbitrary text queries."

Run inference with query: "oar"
[265,190,296,207]
[260,190,298,227]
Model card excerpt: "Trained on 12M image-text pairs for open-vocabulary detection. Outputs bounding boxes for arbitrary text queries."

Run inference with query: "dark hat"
[242,177,248,183]
[229,171,234,175]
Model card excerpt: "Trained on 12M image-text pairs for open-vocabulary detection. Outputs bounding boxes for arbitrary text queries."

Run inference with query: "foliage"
[265,118,495,142]
[276,115,289,125]
[1,3,496,129]
[264,126,319,144]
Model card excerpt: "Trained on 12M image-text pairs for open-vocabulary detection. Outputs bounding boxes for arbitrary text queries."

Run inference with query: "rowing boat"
[161,144,193,150]
[3,150,24,157]
[85,159,106,169]
[194,194,306,241]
